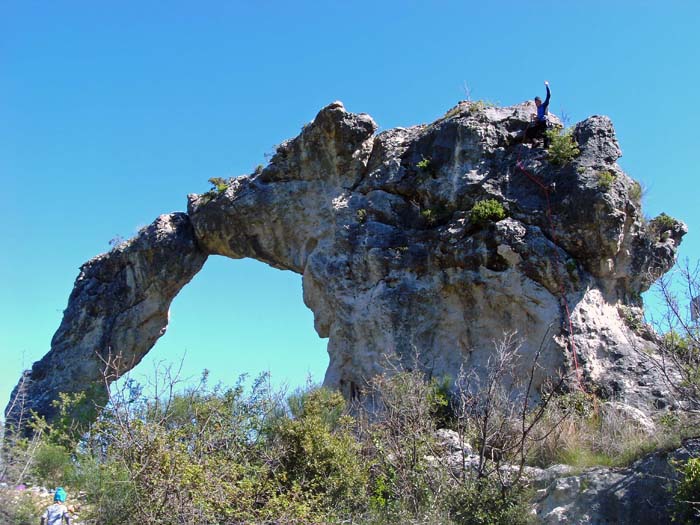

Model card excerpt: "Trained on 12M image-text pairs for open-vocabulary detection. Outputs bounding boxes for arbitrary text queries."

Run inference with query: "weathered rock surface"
[534,438,700,524]
[6,100,687,428]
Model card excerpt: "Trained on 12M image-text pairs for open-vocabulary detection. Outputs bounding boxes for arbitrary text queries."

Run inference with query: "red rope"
[514,156,585,391]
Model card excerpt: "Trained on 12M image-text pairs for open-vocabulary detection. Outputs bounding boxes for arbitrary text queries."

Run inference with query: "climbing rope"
[514,142,585,392]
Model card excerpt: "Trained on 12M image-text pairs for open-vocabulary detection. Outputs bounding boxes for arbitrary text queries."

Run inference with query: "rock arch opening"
[131,256,328,392]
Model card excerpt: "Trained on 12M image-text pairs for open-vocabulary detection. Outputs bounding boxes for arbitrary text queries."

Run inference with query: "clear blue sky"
[2,1,699,411]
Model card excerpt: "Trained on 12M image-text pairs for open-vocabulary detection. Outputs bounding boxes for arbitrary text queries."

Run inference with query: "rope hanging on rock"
[514,155,585,392]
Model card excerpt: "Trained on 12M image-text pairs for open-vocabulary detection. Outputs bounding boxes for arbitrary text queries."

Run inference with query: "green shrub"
[32,442,74,487]
[674,457,700,523]
[207,177,228,193]
[597,171,616,191]
[356,208,367,223]
[421,208,437,225]
[545,128,580,166]
[619,305,643,332]
[446,478,534,525]
[1,489,41,525]
[650,212,678,232]
[417,156,431,172]
[470,199,506,225]
[275,388,368,514]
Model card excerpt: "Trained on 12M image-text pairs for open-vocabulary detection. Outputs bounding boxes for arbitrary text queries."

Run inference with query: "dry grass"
[528,393,695,469]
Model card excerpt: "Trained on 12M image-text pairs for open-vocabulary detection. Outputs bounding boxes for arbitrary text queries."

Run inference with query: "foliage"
[650,212,678,233]
[619,305,644,332]
[0,489,41,525]
[359,367,447,518]
[646,260,700,409]
[356,208,368,223]
[274,387,368,514]
[31,442,74,487]
[421,208,437,225]
[468,100,497,113]
[416,157,430,171]
[9,333,700,524]
[674,457,700,523]
[597,171,616,191]
[446,478,534,525]
[545,127,580,166]
[207,176,228,193]
[470,199,506,225]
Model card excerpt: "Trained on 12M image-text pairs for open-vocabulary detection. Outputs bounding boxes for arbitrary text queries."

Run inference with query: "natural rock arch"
[6,101,686,429]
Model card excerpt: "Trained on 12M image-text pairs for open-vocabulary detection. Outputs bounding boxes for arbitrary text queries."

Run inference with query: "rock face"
[5,100,686,427]
[534,438,700,524]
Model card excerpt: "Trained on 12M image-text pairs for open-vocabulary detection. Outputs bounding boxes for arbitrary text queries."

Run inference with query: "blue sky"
[2,1,699,411]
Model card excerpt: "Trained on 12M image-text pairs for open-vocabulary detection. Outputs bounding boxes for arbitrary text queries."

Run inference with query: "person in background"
[40,487,71,525]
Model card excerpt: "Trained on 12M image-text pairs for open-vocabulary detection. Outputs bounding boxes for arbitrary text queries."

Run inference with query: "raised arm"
[543,81,551,109]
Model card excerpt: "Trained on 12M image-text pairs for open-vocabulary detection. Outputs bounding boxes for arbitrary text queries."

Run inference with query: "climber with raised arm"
[524,81,551,145]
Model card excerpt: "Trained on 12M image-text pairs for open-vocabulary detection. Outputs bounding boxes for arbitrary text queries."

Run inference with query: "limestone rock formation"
[5,100,686,428]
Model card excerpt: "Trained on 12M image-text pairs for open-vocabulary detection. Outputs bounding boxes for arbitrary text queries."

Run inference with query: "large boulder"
[5,100,686,429]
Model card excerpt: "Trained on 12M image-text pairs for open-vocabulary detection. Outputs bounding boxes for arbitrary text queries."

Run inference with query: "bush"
[545,128,580,166]
[207,177,228,193]
[1,489,41,525]
[32,442,74,487]
[650,212,678,233]
[421,208,437,225]
[597,171,616,191]
[470,199,506,225]
[674,457,700,523]
[446,478,534,525]
[468,100,497,113]
[417,156,431,171]
[274,388,368,515]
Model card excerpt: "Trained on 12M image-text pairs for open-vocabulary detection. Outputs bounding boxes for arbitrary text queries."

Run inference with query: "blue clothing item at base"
[42,503,70,525]
[537,84,551,122]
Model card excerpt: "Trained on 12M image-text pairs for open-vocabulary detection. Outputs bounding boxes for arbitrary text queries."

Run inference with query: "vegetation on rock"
[545,127,580,166]
[469,199,506,225]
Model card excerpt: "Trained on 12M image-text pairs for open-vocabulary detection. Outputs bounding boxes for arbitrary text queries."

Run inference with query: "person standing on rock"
[40,487,72,525]
[524,81,551,145]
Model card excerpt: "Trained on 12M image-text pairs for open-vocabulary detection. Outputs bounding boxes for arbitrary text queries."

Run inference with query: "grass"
[597,171,616,191]
[629,180,643,202]
[528,393,694,470]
